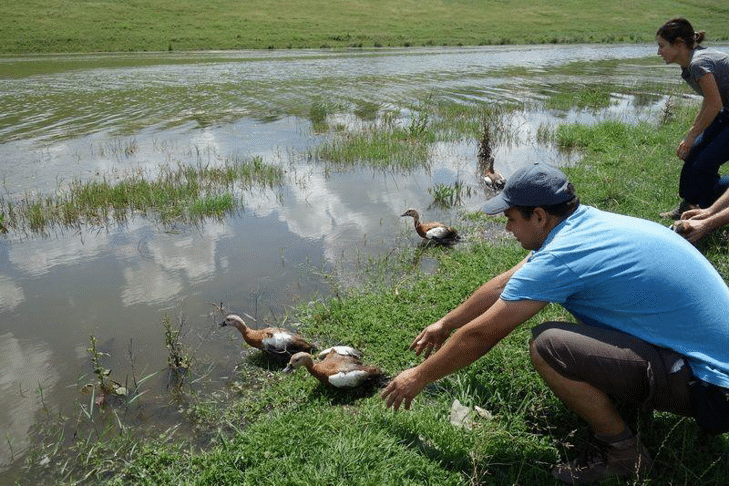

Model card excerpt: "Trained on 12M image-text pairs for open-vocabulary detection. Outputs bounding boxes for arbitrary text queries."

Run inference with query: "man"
[381,162,729,484]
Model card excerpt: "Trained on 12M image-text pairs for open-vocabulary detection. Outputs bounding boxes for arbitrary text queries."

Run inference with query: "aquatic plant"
[546,85,614,111]
[0,157,284,234]
[428,180,472,208]
[80,335,127,409]
[163,314,191,375]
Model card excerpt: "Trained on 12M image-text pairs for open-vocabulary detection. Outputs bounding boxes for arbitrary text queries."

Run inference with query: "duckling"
[219,314,316,361]
[401,208,460,245]
[283,351,384,389]
[478,123,505,190]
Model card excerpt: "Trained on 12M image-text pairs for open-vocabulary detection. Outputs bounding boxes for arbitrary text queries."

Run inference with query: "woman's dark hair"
[514,183,580,219]
[657,17,705,48]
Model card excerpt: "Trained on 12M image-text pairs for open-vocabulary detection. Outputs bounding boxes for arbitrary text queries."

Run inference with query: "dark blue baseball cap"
[482,162,572,215]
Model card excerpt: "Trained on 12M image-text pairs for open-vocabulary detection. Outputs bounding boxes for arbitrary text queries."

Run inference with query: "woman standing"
[657,18,729,219]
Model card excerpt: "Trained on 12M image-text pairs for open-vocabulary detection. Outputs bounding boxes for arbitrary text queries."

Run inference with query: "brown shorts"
[531,321,695,416]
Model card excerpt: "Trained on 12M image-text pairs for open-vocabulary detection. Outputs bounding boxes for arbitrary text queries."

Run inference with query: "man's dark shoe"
[552,434,652,485]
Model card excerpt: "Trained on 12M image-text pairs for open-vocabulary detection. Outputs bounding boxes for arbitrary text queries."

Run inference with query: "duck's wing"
[261,329,316,357]
[491,172,506,189]
[322,355,382,387]
[328,370,373,388]
[425,225,459,243]
[318,346,362,359]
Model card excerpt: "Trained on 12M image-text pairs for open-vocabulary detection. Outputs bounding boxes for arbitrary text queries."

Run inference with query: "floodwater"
[0,43,712,474]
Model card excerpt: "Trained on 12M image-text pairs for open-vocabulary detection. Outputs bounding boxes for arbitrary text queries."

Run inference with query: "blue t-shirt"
[501,205,729,388]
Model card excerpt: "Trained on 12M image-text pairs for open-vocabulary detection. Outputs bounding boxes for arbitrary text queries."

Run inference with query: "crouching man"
[382,162,729,484]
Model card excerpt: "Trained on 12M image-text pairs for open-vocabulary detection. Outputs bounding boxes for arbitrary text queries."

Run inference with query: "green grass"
[313,113,436,171]
[0,157,283,233]
[15,101,729,485]
[1,0,728,54]
[428,180,473,209]
[545,85,615,111]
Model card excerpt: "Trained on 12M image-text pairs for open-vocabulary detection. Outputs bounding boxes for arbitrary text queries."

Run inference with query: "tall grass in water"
[314,109,436,171]
[428,180,472,209]
[0,157,284,234]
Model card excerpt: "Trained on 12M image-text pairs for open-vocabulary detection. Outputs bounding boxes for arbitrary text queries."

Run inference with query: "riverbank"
[1,1,728,54]
[12,101,729,485]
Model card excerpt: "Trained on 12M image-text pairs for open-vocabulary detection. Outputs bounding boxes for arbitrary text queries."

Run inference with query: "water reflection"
[0,332,59,464]
[4,44,728,473]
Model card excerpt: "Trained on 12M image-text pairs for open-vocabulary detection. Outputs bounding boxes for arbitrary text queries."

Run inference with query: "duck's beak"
[282,364,295,373]
[218,320,228,327]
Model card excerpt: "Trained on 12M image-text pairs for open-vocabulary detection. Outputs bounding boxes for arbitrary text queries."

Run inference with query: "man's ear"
[533,207,548,225]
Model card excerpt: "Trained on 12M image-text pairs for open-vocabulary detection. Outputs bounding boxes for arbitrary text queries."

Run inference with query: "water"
[0,43,713,473]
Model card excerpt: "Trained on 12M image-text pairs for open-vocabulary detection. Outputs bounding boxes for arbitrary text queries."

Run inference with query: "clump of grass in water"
[314,112,435,171]
[353,101,380,121]
[428,180,472,208]
[309,99,332,132]
[0,208,8,233]
[162,314,191,388]
[546,85,614,111]
[0,156,284,234]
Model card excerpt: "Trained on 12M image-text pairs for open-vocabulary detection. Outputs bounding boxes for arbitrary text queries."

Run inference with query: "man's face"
[504,207,545,250]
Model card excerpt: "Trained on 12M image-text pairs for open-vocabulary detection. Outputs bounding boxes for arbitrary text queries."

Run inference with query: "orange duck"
[283,348,384,389]
[401,208,460,245]
[219,314,316,361]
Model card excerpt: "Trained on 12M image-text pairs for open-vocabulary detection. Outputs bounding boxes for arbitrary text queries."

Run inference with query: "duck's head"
[219,314,246,330]
[283,352,314,373]
[400,208,419,219]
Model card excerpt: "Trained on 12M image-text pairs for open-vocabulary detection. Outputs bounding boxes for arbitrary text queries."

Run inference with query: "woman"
[656,18,729,219]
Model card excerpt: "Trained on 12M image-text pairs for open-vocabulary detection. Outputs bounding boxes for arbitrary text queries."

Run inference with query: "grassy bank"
[1,0,728,54]
[14,101,729,484]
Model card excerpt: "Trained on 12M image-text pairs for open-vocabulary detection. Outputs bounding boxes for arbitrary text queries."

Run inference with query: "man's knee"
[529,323,562,373]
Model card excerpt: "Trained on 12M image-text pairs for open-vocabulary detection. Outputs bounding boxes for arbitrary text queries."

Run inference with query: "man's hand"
[675,218,712,243]
[679,208,714,243]
[381,367,426,411]
[409,320,451,358]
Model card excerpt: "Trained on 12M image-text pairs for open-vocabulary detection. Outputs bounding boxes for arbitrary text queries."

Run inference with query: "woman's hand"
[381,367,426,411]
[677,137,694,160]
[681,207,710,220]
[409,320,451,358]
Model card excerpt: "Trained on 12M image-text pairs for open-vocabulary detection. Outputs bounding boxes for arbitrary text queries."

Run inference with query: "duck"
[283,350,384,389]
[482,156,506,190]
[478,124,506,190]
[219,314,317,361]
[401,208,460,245]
